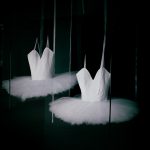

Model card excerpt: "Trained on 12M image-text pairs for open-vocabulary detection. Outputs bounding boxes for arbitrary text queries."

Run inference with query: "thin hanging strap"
[46,36,49,48]
[52,0,56,123]
[135,47,138,100]
[37,43,40,53]
[52,0,56,75]
[34,38,38,50]
[100,0,107,68]
[69,0,72,73]
[39,0,45,56]
[34,38,41,55]
[68,0,73,96]
[53,0,56,54]
[82,0,85,15]
[135,25,138,101]
[101,0,112,136]
[100,35,106,68]
[108,56,112,123]
[84,55,86,68]
[108,54,112,150]
[103,0,107,35]
[9,51,11,110]
[82,0,86,69]
[51,94,54,123]
[103,0,112,143]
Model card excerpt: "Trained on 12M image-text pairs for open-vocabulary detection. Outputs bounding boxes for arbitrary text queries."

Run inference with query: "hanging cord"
[84,55,86,68]
[100,35,106,68]
[102,0,112,142]
[9,51,11,110]
[107,54,112,150]
[82,0,85,15]
[101,0,107,69]
[39,0,45,56]
[103,0,112,146]
[135,48,138,101]
[34,38,41,56]
[46,36,49,48]
[68,0,73,96]
[108,56,112,125]
[135,25,138,101]
[82,0,86,64]
[34,38,37,49]
[53,0,56,55]
[38,43,40,54]
[52,0,56,123]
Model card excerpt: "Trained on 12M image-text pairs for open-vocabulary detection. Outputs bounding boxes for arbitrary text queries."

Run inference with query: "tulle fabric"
[50,97,139,125]
[2,72,77,101]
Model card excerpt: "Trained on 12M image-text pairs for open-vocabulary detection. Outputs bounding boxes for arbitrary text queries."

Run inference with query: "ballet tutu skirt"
[49,97,139,125]
[2,72,77,101]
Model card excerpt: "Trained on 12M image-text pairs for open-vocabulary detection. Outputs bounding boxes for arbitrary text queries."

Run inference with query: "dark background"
[0,0,146,150]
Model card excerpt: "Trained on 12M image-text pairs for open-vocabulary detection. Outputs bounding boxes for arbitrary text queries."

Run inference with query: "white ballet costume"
[2,38,77,101]
[49,49,139,125]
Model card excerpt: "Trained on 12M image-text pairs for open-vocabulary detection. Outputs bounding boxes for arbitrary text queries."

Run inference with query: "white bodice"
[27,47,54,80]
[76,67,110,102]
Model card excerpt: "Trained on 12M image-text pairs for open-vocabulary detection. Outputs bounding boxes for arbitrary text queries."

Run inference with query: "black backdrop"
[0,0,145,150]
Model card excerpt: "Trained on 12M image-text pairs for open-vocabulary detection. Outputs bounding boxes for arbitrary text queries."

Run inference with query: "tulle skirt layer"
[50,97,139,125]
[2,72,77,101]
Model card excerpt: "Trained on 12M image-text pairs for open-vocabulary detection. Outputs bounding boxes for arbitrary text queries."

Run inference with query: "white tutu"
[2,72,77,101]
[49,97,139,125]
